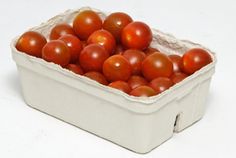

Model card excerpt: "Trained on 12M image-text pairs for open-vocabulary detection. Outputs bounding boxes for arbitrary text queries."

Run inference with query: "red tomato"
[103,12,133,42]
[128,75,148,89]
[142,52,173,81]
[121,21,152,50]
[171,72,188,84]
[129,86,156,97]
[66,64,84,75]
[168,54,183,73]
[145,47,159,56]
[16,31,47,57]
[123,49,146,75]
[49,23,76,40]
[73,10,102,40]
[84,71,108,85]
[42,40,70,67]
[114,44,125,55]
[87,30,116,55]
[109,81,131,94]
[59,34,82,63]
[182,48,212,74]
[149,77,174,94]
[79,44,109,72]
[103,55,132,82]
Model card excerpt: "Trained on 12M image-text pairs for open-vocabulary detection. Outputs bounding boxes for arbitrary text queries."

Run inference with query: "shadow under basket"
[11,7,216,154]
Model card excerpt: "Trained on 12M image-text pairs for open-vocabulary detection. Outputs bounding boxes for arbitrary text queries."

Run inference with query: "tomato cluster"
[16,10,213,97]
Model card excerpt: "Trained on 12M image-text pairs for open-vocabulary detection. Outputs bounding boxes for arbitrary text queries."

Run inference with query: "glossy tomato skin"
[49,23,76,40]
[129,86,156,97]
[103,12,133,42]
[182,48,212,74]
[145,47,159,56]
[168,54,183,73]
[73,10,102,40]
[109,81,131,94]
[16,31,47,57]
[149,77,174,94]
[84,71,108,85]
[123,49,146,75]
[128,75,148,89]
[142,52,173,81]
[79,44,109,72]
[121,21,152,50]
[66,64,84,75]
[42,40,70,67]
[103,55,132,82]
[87,30,116,55]
[171,72,188,84]
[59,34,82,63]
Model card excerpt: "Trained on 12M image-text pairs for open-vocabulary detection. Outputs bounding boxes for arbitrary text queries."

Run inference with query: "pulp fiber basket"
[11,7,216,154]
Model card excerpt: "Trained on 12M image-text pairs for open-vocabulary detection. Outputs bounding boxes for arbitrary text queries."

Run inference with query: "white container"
[11,8,216,154]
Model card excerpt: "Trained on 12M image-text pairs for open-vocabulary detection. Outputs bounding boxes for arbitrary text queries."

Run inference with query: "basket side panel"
[17,65,158,153]
[174,78,212,132]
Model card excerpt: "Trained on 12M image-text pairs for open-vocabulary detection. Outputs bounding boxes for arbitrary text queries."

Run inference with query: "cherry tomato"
[109,81,131,94]
[87,30,116,55]
[42,40,70,67]
[121,21,152,50]
[123,49,146,75]
[73,10,102,40]
[59,34,82,63]
[171,72,188,84]
[16,31,47,57]
[66,64,84,75]
[79,44,109,72]
[103,55,131,82]
[103,12,133,42]
[182,48,212,74]
[129,86,156,97]
[128,75,148,89]
[145,47,159,56]
[49,23,76,40]
[114,44,125,55]
[149,77,174,94]
[84,71,108,85]
[168,54,183,73]
[142,52,173,81]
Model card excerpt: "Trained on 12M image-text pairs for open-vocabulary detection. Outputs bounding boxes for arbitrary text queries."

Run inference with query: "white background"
[0,0,236,157]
